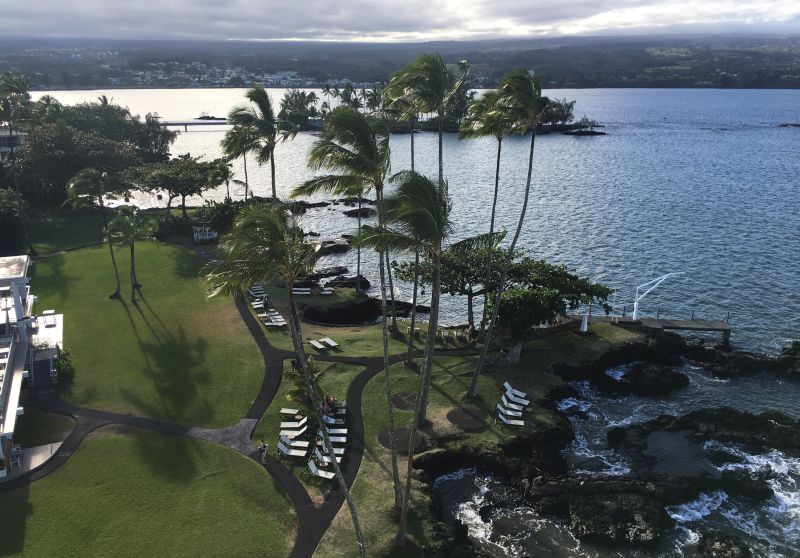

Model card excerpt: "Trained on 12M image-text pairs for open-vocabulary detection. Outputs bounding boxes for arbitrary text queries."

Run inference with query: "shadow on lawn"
[0,484,31,557]
[117,297,215,429]
[29,253,76,302]
[170,245,207,280]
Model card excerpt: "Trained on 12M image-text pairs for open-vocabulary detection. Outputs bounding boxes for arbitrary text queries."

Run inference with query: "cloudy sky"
[7,0,800,41]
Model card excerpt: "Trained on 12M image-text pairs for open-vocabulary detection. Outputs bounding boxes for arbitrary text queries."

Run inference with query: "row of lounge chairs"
[275,404,350,481]
[292,287,334,296]
[405,326,470,344]
[496,381,530,427]
[308,337,339,351]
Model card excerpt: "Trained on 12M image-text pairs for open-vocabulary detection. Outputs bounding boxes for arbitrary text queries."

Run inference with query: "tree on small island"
[131,154,221,219]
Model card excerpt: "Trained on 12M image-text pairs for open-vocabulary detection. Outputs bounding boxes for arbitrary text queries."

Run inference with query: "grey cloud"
[5,0,800,40]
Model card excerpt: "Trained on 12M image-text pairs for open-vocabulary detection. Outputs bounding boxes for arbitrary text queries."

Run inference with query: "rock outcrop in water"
[699,531,753,558]
[529,478,672,545]
[609,407,800,454]
[695,341,800,381]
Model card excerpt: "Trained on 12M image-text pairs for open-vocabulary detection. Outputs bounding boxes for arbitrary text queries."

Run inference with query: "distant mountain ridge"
[1,34,798,89]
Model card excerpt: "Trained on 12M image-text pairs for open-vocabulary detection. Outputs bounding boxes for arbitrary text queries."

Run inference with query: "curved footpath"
[1,291,456,558]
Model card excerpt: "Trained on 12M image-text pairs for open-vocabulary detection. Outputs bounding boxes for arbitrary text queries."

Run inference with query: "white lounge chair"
[497,412,524,427]
[280,424,308,438]
[280,415,307,430]
[319,430,347,444]
[503,382,530,406]
[280,407,300,416]
[322,414,345,425]
[501,393,525,412]
[316,442,345,455]
[251,301,265,310]
[324,426,348,435]
[320,337,339,349]
[292,288,312,295]
[307,459,335,480]
[309,340,327,350]
[280,434,310,449]
[314,447,342,464]
[496,402,523,417]
[277,441,307,458]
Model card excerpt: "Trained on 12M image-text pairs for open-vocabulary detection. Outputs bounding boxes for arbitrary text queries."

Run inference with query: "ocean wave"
[667,491,728,522]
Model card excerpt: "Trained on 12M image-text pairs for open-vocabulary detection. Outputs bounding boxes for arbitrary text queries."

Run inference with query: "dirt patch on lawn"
[391,392,417,410]
[377,427,431,456]
[446,408,487,432]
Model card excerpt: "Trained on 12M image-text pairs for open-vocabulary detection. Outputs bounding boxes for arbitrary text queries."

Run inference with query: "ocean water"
[35,88,800,352]
[434,364,800,557]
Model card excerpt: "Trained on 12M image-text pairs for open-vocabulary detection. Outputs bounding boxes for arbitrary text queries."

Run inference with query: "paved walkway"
[1,280,472,558]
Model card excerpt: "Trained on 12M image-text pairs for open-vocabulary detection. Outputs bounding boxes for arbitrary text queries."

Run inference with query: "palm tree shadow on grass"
[116,298,214,430]
[0,484,31,557]
[29,254,77,302]
[170,247,208,281]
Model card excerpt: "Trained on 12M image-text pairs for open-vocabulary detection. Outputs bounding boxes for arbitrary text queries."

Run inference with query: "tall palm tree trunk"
[437,114,444,184]
[407,116,420,363]
[406,251,419,364]
[386,248,397,332]
[379,250,403,509]
[480,138,503,333]
[129,243,137,302]
[270,154,277,199]
[398,253,441,542]
[286,288,367,558]
[99,202,122,299]
[243,153,249,199]
[469,132,537,397]
[356,200,362,295]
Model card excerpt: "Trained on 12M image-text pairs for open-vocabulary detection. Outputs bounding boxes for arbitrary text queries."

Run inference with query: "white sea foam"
[557,397,591,413]
[605,366,627,381]
[432,467,477,488]
[667,491,728,522]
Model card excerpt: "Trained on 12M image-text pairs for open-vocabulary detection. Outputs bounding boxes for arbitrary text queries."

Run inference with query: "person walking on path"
[257,438,268,464]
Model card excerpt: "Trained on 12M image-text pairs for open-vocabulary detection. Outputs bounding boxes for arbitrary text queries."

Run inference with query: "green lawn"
[251,359,365,502]
[29,208,105,255]
[12,409,75,448]
[0,426,296,558]
[30,243,265,428]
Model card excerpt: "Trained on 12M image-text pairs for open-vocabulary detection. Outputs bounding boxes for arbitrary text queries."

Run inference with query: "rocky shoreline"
[414,332,799,556]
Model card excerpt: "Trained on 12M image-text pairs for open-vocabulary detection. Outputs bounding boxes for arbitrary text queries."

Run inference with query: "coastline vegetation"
[1,54,623,557]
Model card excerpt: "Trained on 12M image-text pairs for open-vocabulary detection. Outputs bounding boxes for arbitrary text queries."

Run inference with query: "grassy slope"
[31,243,264,428]
[0,426,296,558]
[12,409,75,448]
[29,208,105,255]
[315,323,644,557]
[252,359,365,503]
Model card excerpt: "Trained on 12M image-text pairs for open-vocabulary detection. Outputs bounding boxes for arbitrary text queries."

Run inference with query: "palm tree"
[34,94,62,124]
[467,70,550,398]
[291,107,404,508]
[107,206,159,303]
[208,160,234,200]
[355,171,453,544]
[227,85,297,199]
[459,90,515,333]
[205,205,367,557]
[384,53,469,343]
[64,169,125,299]
[221,124,257,199]
[384,53,469,185]
[382,94,420,361]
